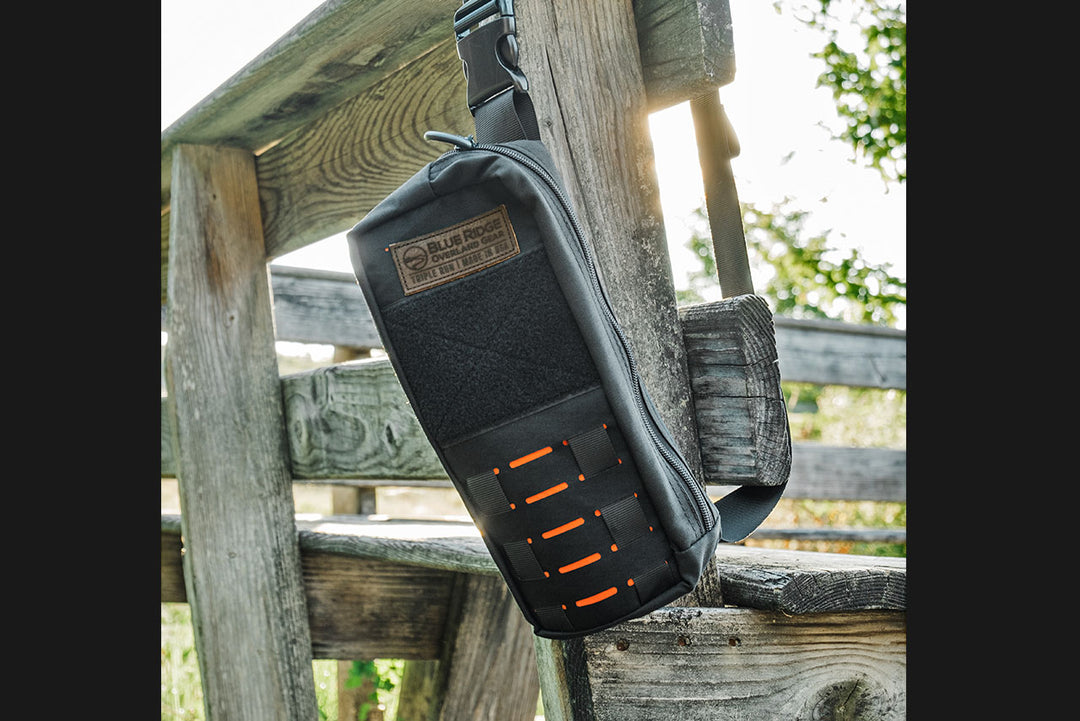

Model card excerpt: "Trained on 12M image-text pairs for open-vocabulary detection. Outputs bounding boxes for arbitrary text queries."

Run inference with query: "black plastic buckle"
[454,0,529,111]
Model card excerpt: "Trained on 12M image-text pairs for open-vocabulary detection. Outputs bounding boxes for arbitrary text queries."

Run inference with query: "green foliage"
[743,200,906,325]
[161,603,204,720]
[346,659,403,721]
[681,200,906,326]
[781,0,907,184]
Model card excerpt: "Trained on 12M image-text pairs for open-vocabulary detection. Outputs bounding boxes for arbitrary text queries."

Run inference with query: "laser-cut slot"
[558,552,601,574]
[541,517,584,539]
[509,446,553,468]
[575,586,617,607]
[525,481,568,504]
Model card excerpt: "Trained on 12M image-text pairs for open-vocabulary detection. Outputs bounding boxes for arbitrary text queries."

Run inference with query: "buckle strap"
[455,0,529,111]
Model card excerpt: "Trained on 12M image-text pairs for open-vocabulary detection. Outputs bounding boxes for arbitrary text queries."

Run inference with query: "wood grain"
[435,574,541,721]
[583,606,906,720]
[164,144,316,719]
[681,295,791,486]
[160,0,741,302]
[710,544,906,613]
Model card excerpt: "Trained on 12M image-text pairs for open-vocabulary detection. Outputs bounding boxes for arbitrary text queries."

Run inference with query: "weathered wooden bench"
[160,1,906,718]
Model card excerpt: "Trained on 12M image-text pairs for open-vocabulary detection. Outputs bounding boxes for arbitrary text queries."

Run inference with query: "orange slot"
[559,552,601,574]
[526,482,568,504]
[541,517,584,539]
[575,587,617,607]
[509,446,553,468]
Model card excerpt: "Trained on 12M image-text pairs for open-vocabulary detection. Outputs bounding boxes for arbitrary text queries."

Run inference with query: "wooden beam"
[709,544,906,613]
[161,0,461,208]
[578,606,906,720]
[680,296,791,486]
[266,266,379,349]
[164,144,317,719]
[160,0,740,303]
[633,0,736,110]
[254,39,472,261]
[160,0,735,207]
[773,314,907,389]
[161,355,906,501]
[430,574,541,721]
[164,265,906,392]
[162,513,906,610]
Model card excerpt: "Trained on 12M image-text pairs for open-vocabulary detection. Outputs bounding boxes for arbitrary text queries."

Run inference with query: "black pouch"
[346,1,781,638]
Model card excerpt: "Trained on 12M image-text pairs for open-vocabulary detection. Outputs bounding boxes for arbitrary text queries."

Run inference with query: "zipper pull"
[423,131,476,150]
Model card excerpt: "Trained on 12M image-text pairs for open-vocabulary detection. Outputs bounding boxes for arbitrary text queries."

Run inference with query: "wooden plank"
[292,514,498,577]
[254,39,472,261]
[633,0,735,110]
[709,544,905,614]
[163,268,908,399]
[750,527,907,544]
[577,606,906,721]
[185,268,907,393]
[680,296,791,486]
[161,356,904,502]
[164,514,905,614]
[434,574,541,721]
[160,530,186,603]
[160,0,735,208]
[786,444,906,502]
[773,314,907,389]
[160,1,740,301]
[300,551,455,659]
[161,0,460,208]
[268,266,378,350]
[279,361,446,481]
[164,144,317,718]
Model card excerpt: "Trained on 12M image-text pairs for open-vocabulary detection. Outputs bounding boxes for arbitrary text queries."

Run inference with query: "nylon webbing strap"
[465,469,511,515]
[713,484,786,543]
[567,425,619,478]
[503,538,546,581]
[533,605,574,632]
[600,495,650,548]
[473,88,540,144]
[632,560,675,602]
[690,89,754,298]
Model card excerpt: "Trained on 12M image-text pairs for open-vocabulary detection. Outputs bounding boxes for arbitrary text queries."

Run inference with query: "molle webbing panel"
[442,387,678,635]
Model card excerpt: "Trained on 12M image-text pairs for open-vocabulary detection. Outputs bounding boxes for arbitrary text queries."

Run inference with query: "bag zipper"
[427,133,716,533]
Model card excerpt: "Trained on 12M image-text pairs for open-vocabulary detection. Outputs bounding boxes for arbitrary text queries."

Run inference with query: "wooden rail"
[161,0,735,303]
[163,265,907,514]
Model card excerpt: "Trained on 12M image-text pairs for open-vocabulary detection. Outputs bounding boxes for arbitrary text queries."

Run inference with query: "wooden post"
[394,574,540,721]
[165,143,318,720]
[513,1,719,716]
[515,0,703,480]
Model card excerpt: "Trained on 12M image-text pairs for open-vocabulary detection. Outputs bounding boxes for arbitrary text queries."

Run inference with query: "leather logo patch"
[390,205,520,295]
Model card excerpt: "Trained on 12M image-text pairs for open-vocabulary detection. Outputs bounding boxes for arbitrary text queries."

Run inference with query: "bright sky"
[162,0,905,312]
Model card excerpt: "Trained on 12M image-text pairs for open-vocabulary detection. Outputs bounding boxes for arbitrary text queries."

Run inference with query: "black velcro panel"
[567,425,619,477]
[465,469,511,516]
[600,495,651,549]
[381,249,599,446]
[630,559,677,605]
[503,539,547,581]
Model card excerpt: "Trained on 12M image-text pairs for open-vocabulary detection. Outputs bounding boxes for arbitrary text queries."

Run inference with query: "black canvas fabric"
[345,0,786,638]
[347,138,737,638]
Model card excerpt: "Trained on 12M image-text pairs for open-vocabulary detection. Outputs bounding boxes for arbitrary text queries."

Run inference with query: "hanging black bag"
[346,0,785,639]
